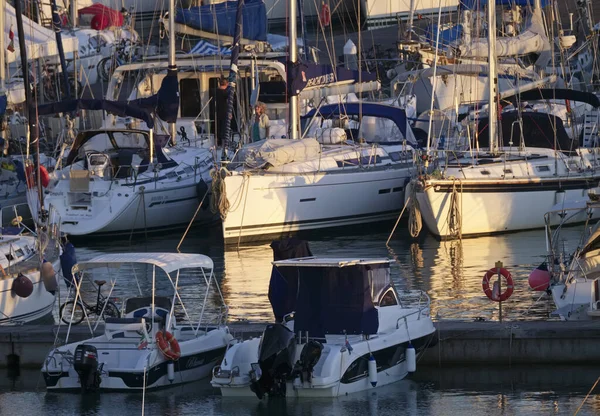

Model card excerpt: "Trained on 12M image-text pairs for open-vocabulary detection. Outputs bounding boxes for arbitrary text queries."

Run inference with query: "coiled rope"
[408,184,422,238]
[210,167,230,220]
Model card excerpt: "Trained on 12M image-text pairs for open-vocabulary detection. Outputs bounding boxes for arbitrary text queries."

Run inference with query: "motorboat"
[43,128,215,236]
[212,250,435,397]
[42,252,233,392]
[0,211,62,325]
[219,102,418,244]
[532,201,600,320]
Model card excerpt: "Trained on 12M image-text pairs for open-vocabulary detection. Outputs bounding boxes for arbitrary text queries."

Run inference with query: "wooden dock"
[2,320,600,368]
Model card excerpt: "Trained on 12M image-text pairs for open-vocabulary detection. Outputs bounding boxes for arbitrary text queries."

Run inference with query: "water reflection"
[48,224,589,324]
[2,366,600,416]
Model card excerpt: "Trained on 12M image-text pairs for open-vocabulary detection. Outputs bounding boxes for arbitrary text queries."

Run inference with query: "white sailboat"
[406,0,600,240]
[215,0,418,244]
[42,0,218,237]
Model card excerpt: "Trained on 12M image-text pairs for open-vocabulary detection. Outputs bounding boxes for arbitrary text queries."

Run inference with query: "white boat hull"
[55,182,215,236]
[222,167,411,243]
[43,328,231,391]
[212,306,435,398]
[0,259,59,325]
[414,177,600,238]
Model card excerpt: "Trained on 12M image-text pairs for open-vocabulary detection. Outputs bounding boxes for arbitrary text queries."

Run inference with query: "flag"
[345,338,353,355]
[137,334,149,350]
[7,25,14,53]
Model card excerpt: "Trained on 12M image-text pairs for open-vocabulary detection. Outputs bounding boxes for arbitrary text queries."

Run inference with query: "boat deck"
[1,235,61,280]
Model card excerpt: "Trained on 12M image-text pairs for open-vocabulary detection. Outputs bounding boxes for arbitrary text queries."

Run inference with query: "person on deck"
[251,101,270,142]
[215,76,229,147]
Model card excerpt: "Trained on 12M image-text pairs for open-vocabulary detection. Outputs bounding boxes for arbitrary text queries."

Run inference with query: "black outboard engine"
[73,345,101,393]
[293,340,323,383]
[250,323,296,399]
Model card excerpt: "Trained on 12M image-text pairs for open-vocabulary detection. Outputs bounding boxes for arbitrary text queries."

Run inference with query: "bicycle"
[97,39,140,82]
[59,280,120,325]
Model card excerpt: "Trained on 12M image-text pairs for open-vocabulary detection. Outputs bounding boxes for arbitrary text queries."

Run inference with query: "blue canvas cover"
[287,62,377,97]
[175,0,267,41]
[501,88,600,108]
[304,102,409,140]
[425,24,463,48]
[268,239,313,322]
[134,68,180,124]
[293,264,380,337]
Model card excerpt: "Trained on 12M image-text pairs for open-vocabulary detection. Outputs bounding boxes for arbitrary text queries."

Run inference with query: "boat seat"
[94,280,107,286]
[105,317,143,325]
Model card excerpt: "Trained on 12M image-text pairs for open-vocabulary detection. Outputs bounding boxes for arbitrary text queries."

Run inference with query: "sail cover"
[175,0,267,41]
[4,3,78,64]
[460,0,549,8]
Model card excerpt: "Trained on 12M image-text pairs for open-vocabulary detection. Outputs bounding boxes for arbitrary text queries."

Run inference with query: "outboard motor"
[293,340,323,383]
[73,345,101,393]
[250,323,296,399]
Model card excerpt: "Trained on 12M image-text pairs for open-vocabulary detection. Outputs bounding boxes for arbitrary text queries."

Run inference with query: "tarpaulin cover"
[294,265,379,337]
[78,4,123,30]
[268,239,312,322]
[287,62,377,97]
[175,0,267,41]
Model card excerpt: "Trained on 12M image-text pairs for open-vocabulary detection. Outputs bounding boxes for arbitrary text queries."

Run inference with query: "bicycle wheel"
[100,300,120,321]
[59,300,85,325]
[97,57,116,82]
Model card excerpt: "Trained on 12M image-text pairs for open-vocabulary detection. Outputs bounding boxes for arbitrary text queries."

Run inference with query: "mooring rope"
[408,184,422,238]
[210,167,231,220]
[448,179,462,239]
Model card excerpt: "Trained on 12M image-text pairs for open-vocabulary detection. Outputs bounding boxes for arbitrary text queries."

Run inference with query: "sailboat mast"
[14,0,44,210]
[487,0,498,154]
[50,0,71,98]
[223,0,244,153]
[168,0,176,145]
[288,0,299,139]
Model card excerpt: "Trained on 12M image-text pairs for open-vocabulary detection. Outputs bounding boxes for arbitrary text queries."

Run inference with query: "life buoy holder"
[319,2,331,27]
[25,165,50,189]
[156,331,181,361]
[482,267,514,302]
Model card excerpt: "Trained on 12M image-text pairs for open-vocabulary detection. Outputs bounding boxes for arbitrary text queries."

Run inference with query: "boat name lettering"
[150,196,166,202]
[305,73,335,88]
[186,356,206,369]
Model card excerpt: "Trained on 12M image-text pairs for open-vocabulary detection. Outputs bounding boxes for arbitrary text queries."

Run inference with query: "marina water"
[2,224,600,414]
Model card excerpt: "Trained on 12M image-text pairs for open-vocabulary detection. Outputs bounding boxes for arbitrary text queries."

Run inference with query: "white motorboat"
[0,219,62,325]
[42,252,233,392]
[212,256,435,398]
[219,102,418,244]
[43,128,215,236]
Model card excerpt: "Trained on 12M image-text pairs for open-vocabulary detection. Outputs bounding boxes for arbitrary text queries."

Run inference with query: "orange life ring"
[25,165,50,189]
[482,267,514,302]
[155,331,181,361]
[319,2,331,27]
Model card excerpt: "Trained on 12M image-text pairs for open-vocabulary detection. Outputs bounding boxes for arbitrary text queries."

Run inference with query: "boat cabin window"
[379,287,398,307]
[180,78,202,118]
[369,266,392,305]
[111,132,147,149]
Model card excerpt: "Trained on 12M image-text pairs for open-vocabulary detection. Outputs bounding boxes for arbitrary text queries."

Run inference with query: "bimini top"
[303,102,410,140]
[273,257,393,268]
[72,253,214,274]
